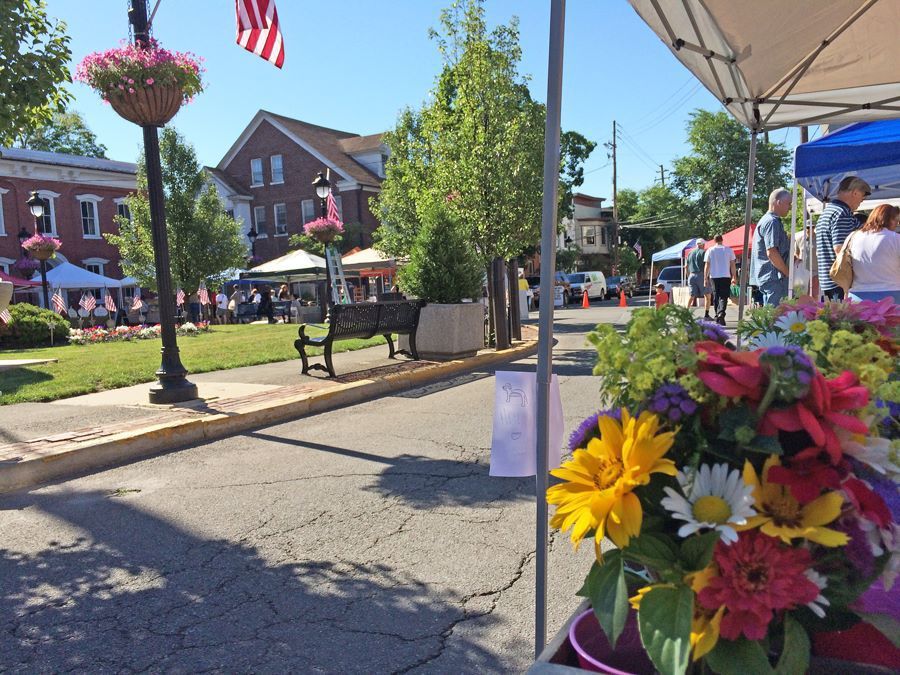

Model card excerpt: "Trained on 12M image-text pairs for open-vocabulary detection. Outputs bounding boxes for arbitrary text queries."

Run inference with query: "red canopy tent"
[0,270,41,287]
[686,223,757,257]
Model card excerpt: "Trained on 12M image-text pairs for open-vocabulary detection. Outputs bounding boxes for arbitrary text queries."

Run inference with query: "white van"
[566,271,607,301]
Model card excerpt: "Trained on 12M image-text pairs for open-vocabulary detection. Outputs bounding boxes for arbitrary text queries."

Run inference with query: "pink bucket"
[568,609,655,674]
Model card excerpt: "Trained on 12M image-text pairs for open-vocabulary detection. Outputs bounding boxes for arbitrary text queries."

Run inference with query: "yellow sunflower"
[738,457,848,547]
[547,409,676,550]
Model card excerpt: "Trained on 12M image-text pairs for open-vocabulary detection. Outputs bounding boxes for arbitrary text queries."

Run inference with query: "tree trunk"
[485,264,495,348]
[507,259,522,341]
[491,257,510,350]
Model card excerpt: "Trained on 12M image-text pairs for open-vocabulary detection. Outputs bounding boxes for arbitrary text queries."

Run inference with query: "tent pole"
[534,0,565,658]
[787,176,798,298]
[648,260,654,306]
[737,130,758,342]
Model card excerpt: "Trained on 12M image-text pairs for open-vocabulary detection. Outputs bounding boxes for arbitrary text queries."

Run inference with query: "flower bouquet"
[303,217,344,244]
[551,304,898,674]
[75,38,204,126]
[21,234,61,261]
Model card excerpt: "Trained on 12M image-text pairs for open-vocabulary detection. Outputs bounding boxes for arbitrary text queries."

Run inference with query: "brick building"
[214,110,385,262]
[0,148,136,287]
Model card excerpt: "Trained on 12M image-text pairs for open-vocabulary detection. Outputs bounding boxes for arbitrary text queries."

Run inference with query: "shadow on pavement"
[502,349,596,378]
[0,490,506,673]
[0,368,53,401]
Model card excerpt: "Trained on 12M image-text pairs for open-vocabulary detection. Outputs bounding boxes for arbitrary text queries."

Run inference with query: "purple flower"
[835,514,876,578]
[697,320,729,344]
[760,345,815,401]
[644,383,697,424]
[568,408,621,453]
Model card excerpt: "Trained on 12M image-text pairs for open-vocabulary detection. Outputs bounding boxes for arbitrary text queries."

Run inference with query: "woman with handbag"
[843,204,900,303]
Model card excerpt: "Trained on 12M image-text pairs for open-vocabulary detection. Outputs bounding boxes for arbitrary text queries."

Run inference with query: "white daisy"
[775,310,808,335]
[749,330,788,349]
[804,569,830,619]
[839,429,900,482]
[661,463,757,544]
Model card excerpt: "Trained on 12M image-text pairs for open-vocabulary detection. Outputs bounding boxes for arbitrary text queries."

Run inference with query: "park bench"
[294,300,425,377]
[234,302,258,323]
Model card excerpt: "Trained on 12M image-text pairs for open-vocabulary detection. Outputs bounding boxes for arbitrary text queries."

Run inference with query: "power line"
[629,82,703,136]
[630,76,696,125]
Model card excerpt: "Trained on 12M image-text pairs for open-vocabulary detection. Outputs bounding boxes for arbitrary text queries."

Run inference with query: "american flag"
[52,290,67,315]
[176,288,186,306]
[236,0,285,69]
[131,293,143,311]
[0,308,10,324]
[326,191,341,223]
[105,292,117,314]
[633,240,643,259]
[198,285,210,305]
[80,294,97,312]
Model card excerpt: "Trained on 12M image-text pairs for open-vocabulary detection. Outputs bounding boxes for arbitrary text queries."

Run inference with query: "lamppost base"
[148,376,199,404]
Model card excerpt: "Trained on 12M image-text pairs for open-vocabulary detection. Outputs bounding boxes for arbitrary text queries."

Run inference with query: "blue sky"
[48,0,804,197]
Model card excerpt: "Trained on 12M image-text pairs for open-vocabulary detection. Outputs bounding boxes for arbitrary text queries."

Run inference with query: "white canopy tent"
[242,249,326,280]
[341,247,395,272]
[530,0,900,655]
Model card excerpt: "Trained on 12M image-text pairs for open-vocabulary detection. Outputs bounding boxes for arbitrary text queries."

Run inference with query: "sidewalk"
[0,327,539,494]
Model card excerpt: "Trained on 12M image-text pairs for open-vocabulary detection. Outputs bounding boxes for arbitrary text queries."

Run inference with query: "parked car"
[605,275,635,299]
[566,271,607,301]
[655,265,684,294]
[526,271,573,308]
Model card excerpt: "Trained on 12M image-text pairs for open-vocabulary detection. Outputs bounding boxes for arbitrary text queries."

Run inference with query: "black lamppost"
[247,225,258,259]
[128,0,197,404]
[312,171,332,319]
[25,191,51,310]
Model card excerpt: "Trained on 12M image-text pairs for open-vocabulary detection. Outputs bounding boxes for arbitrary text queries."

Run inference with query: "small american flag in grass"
[198,286,210,305]
[52,290,67,315]
[105,293,117,314]
[0,308,10,324]
[132,293,142,311]
[80,294,97,312]
[176,289,186,306]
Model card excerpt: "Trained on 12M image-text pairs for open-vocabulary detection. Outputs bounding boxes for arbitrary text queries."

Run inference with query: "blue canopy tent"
[795,120,900,201]
[647,237,705,305]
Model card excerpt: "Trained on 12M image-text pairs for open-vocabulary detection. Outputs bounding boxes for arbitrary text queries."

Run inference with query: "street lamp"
[247,225,258,259]
[26,191,51,310]
[312,171,332,318]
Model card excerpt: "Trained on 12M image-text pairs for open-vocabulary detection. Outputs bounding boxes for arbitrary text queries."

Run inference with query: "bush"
[398,205,483,303]
[0,303,70,347]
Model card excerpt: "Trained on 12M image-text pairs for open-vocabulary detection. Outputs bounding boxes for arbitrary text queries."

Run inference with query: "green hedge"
[0,303,70,348]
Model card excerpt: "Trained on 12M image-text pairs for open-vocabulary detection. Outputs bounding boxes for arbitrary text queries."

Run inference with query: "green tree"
[556,245,580,273]
[559,131,597,219]
[671,110,791,236]
[617,184,693,256]
[106,128,247,293]
[0,0,72,147]
[14,110,107,157]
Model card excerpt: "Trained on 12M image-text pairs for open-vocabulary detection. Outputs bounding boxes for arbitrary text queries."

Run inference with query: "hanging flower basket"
[75,39,204,127]
[304,217,344,244]
[13,257,40,278]
[21,234,61,261]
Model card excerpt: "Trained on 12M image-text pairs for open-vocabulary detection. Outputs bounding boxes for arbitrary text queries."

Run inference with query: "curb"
[0,336,538,494]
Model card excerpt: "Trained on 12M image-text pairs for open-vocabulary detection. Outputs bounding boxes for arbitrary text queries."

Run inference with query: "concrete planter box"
[399,302,484,361]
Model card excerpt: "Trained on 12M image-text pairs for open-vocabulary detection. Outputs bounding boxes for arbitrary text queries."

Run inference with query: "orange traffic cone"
[619,289,627,307]
[582,289,590,308]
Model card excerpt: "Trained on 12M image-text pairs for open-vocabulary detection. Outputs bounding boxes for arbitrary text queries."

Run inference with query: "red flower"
[698,531,819,641]
[843,477,892,529]
[767,448,847,503]
[695,341,766,400]
[759,371,869,462]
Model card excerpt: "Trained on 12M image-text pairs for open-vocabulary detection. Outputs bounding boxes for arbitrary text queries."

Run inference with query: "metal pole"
[611,120,618,273]
[507,259,522,341]
[787,177,798,298]
[535,0,565,659]
[39,259,50,310]
[320,195,332,320]
[130,0,197,404]
[736,130,758,334]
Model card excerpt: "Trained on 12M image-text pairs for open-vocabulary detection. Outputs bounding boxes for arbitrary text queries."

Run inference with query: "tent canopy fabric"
[795,121,900,200]
[651,237,704,262]
[628,1,900,130]
[242,249,326,279]
[45,262,122,289]
[0,271,41,287]
[687,224,757,257]
[341,247,395,272]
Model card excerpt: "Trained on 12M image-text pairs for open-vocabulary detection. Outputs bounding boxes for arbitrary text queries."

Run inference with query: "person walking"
[215,288,228,325]
[704,234,737,325]
[686,240,711,319]
[817,176,871,301]
[228,287,243,324]
[257,288,276,324]
[847,204,900,303]
[750,188,793,306]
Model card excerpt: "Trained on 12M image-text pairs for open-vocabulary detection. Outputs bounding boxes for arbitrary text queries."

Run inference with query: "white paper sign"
[553,285,565,308]
[490,371,564,477]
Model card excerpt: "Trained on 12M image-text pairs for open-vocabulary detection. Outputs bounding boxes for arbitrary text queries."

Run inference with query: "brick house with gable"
[0,148,137,305]
[214,110,386,263]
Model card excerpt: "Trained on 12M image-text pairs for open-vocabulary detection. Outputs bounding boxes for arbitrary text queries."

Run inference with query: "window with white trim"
[301,199,315,225]
[80,200,99,237]
[0,257,14,274]
[250,158,264,186]
[585,227,595,246]
[115,198,131,223]
[600,227,608,246]
[274,203,287,235]
[270,155,284,183]
[253,205,268,236]
[35,190,60,235]
[82,258,108,276]
[0,187,7,235]
[123,286,136,300]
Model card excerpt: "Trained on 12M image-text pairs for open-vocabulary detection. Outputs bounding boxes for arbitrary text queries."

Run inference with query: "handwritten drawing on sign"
[489,371,564,477]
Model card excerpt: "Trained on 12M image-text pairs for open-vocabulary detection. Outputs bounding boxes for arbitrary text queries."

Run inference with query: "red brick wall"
[0,177,133,278]
[221,120,380,260]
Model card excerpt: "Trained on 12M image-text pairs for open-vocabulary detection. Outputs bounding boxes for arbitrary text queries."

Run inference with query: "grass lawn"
[0,324,388,405]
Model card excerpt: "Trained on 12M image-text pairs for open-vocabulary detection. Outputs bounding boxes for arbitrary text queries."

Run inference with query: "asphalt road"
[0,305,630,673]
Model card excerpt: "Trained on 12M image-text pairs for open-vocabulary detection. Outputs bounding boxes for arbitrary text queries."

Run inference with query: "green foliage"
[0,0,72,147]
[617,185,695,256]
[0,302,69,347]
[398,204,483,303]
[556,245,580,273]
[14,110,106,157]
[581,551,629,649]
[775,616,810,675]
[559,130,597,218]
[637,585,693,675]
[706,636,774,675]
[616,246,641,277]
[105,128,247,293]
[671,110,791,237]
[374,0,593,265]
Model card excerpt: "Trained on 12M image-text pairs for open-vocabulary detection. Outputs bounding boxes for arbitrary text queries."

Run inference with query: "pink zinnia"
[146,77,154,85]
[698,531,819,640]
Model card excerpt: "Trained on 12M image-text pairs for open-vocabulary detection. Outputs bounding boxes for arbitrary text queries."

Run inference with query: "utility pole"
[658,164,667,187]
[611,120,618,273]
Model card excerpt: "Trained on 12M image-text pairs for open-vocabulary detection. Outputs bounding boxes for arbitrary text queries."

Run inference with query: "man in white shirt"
[215,289,228,325]
[704,234,737,326]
